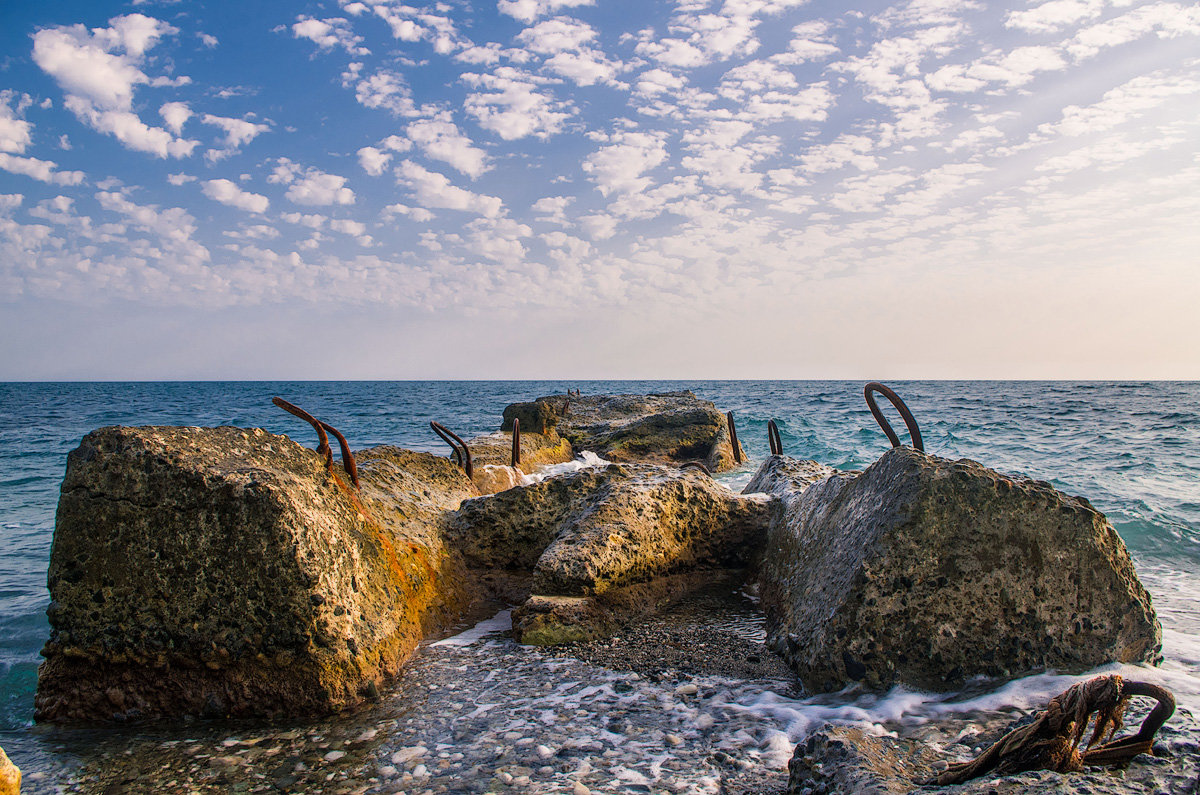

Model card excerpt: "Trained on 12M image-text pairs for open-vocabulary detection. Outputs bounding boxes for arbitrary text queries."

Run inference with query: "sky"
[0,0,1198,380]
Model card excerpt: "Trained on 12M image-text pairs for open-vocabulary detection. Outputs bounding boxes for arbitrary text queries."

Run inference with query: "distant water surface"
[0,380,1197,742]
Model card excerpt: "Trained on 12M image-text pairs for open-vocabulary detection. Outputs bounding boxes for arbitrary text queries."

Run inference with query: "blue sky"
[0,0,1197,379]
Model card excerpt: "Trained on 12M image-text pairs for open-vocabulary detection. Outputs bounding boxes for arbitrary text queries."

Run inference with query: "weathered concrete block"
[524,391,745,472]
[759,447,1161,693]
[36,427,478,722]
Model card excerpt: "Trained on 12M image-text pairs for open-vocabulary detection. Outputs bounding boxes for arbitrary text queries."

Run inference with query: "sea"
[1,380,1197,786]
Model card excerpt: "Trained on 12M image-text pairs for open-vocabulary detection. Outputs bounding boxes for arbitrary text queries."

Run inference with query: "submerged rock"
[36,426,479,723]
[503,391,745,472]
[759,447,1161,693]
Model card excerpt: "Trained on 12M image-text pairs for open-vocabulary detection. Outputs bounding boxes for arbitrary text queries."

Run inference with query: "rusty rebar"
[511,417,521,469]
[928,675,1175,786]
[726,411,743,464]
[272,397,333,474]
[864,382,923,452]
[430,421,473,480]
[318,420,359,489]
[1080,681,1175,767]
[681,461,712,475]
[768,419,783,456]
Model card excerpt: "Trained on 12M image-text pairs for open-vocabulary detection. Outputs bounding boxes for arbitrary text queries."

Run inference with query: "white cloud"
[407,117,489,178]
[0,152,85,185]
[0,194,23,212]
[382,203,435,223]
[583,131,668,196]
[1067,3,1200,61]
[281,212,327,229]
[202,178,269,213]
[95,189,209,264]
[358,146,392,176]
[269,158,355,206]
[776,20,840,64]
[395,160,503,217]
[544,50,620,86]
[0,92,34,154]
[292,17,368,55]
[353,70,420,116]
[498,0,595,24]
[201,114,270,148]
[167,172,196,185]
[635,38,707,69]
[532,195,574,224]
[1006,0,1104,34]
[579,212,618,239]
[159,101,191,134]
[1038,70,1200,139]
[517,18,597,54]
[462,68,573,140]
[65,96,199,158]
[633,68,687,97]
[32,14,199,158]
[801,134,879,173]
[330,218,368,236]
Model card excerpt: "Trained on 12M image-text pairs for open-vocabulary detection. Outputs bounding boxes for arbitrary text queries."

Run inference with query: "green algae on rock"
[756,447,1162,694]
[36,426,480,723]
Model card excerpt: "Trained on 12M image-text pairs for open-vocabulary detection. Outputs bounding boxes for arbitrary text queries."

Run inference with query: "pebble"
[21,585,1195,795]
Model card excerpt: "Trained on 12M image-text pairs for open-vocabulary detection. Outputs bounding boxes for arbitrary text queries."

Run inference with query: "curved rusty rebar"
[430,421,473,480]
[681,461,712,476]
[511,417,521,469]
[864,382,924,452]
[1081,681,1175,767]
[318,420,359,489]
[273,397,333,474]
[928,675,1175,786]
[768,419,783,456]
[726,411,743,465]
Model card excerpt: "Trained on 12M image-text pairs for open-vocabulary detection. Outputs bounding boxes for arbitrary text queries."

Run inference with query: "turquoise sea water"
[1,380,1197,739]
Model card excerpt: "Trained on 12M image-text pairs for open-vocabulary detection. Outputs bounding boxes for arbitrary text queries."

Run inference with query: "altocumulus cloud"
[201,179,269,213]
[0,0,1198,377]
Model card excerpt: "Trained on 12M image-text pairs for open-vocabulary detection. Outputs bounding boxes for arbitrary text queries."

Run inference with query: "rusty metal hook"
[272,397,333,473]
[272,397,359,488]
[511,417,521,469]
[1081,681,1175,767]
[864,382,923,452]
[767,419,783,456]
[726,411,743,465]
[430,421,473,480]
[318,420,359,489]
[681,461,712,475]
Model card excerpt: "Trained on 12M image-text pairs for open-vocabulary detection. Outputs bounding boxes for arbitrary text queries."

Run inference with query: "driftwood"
[928,674,1175,785]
